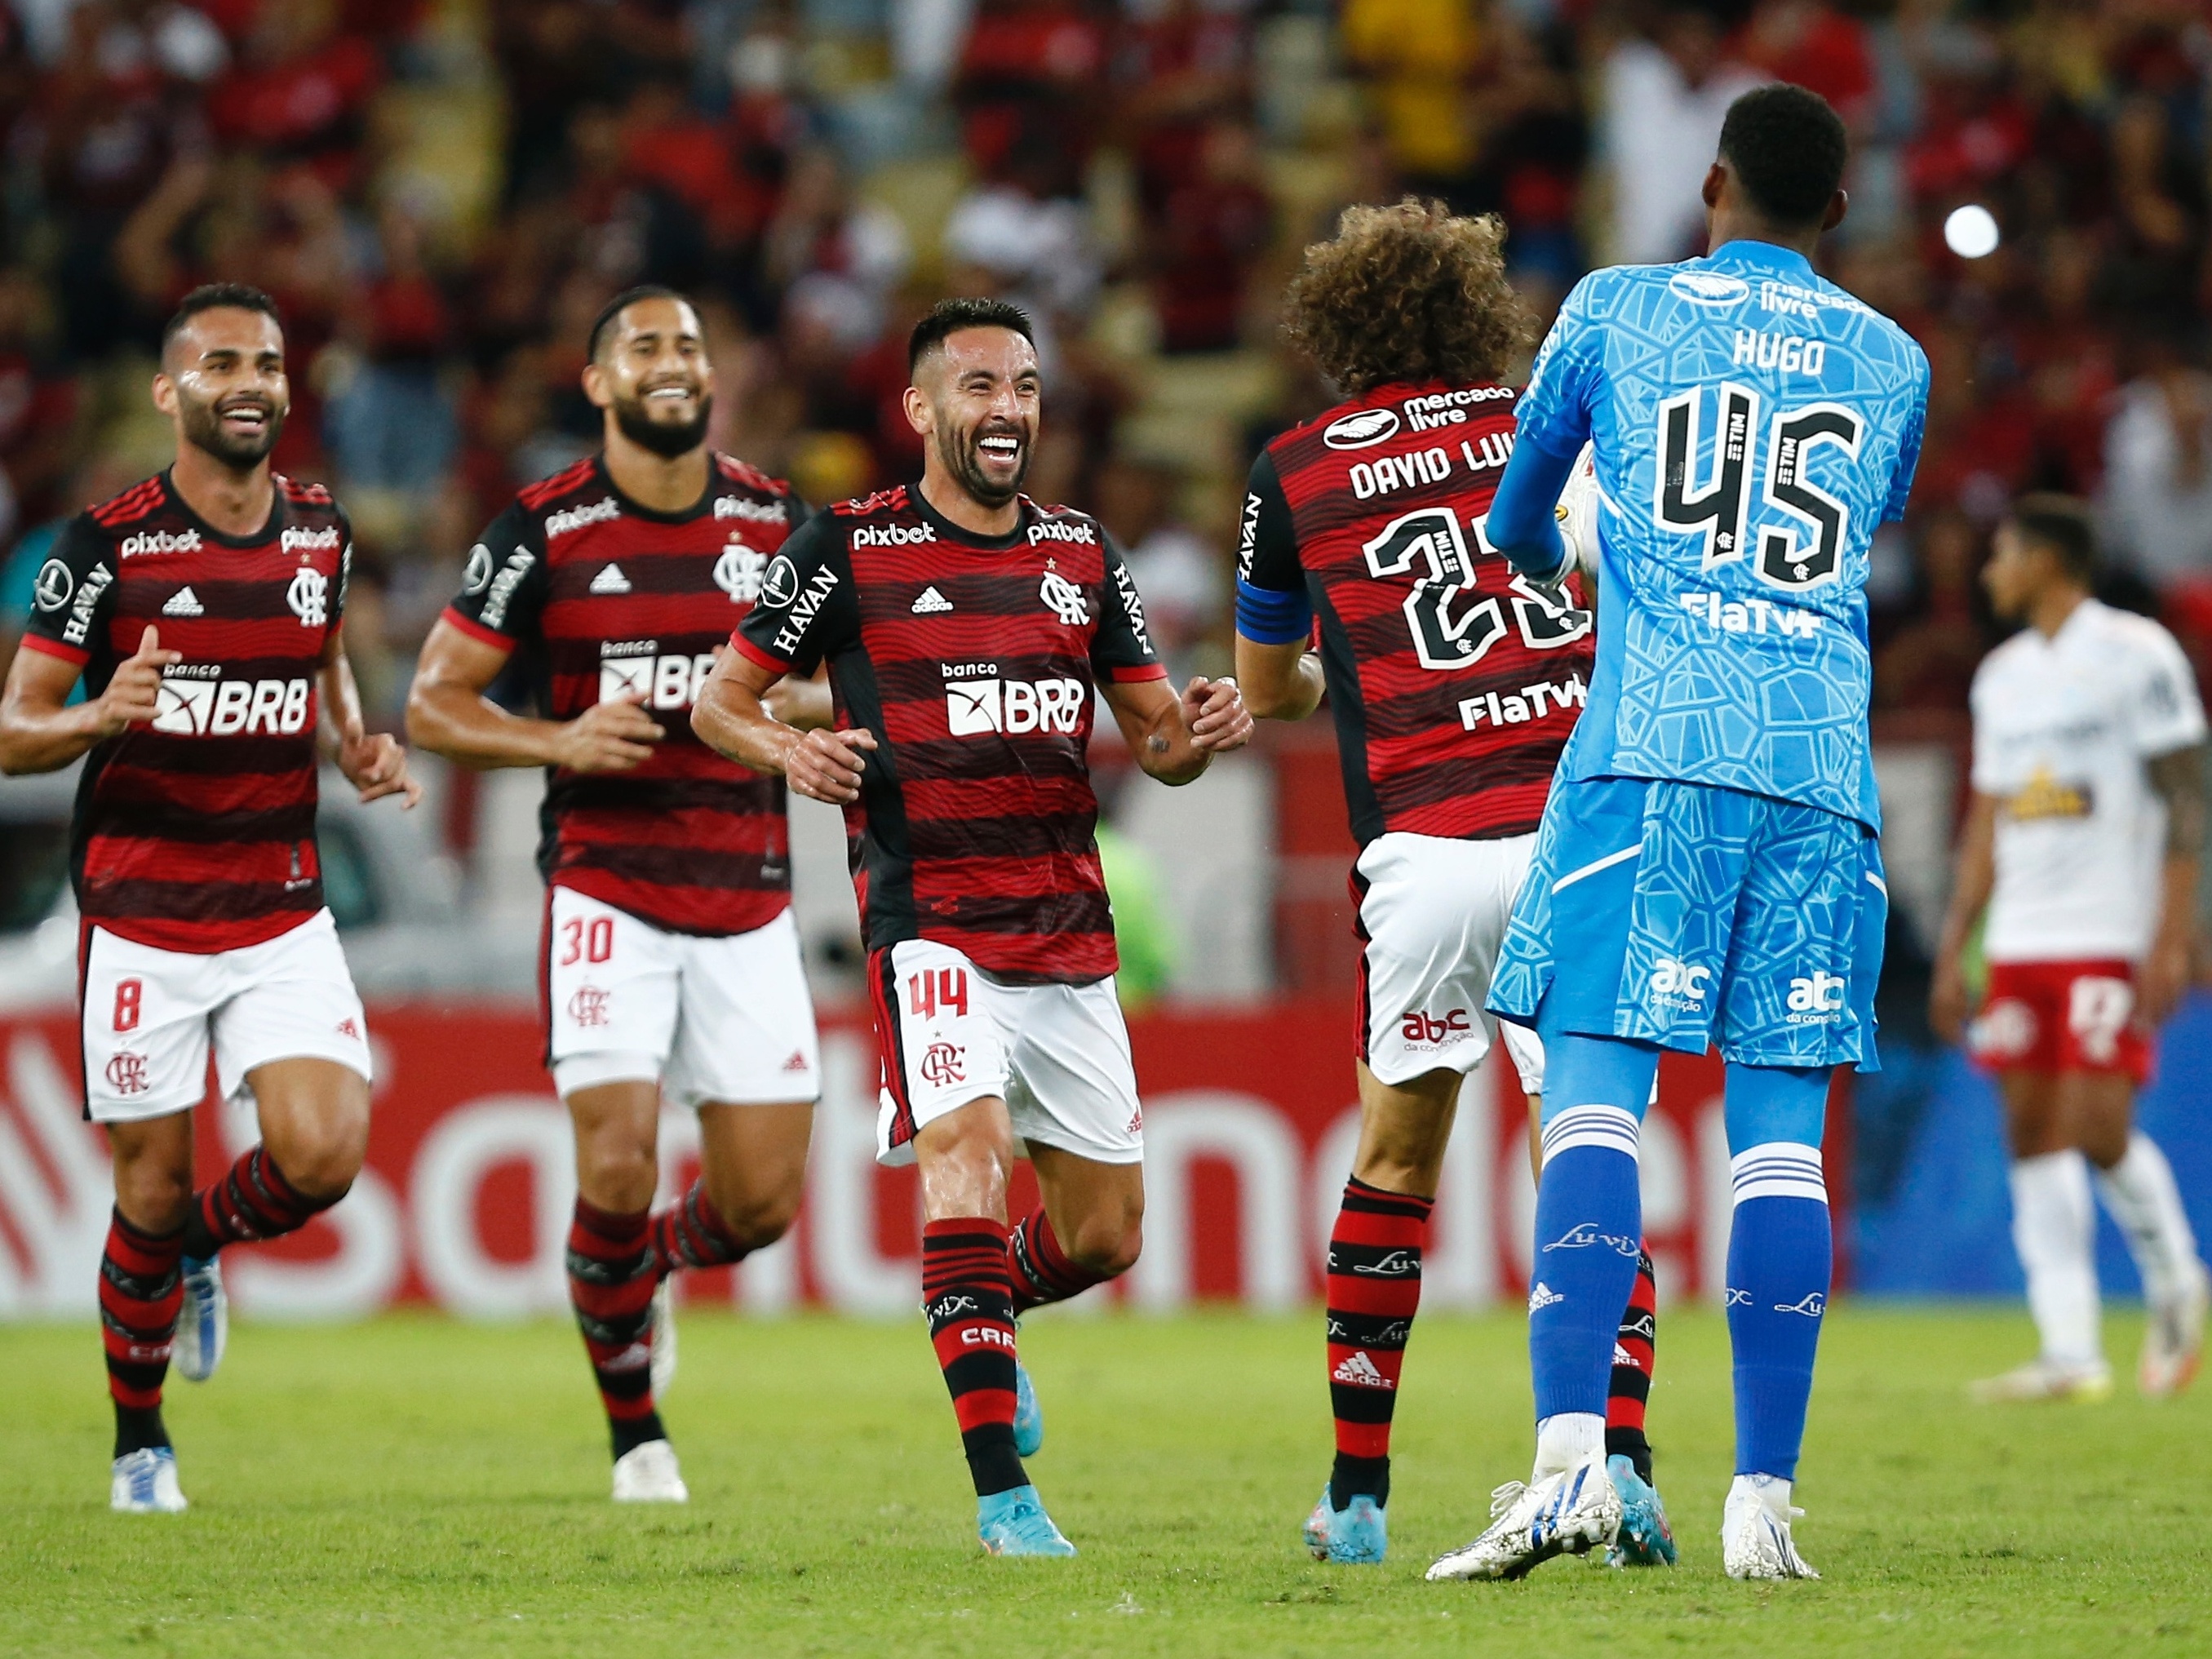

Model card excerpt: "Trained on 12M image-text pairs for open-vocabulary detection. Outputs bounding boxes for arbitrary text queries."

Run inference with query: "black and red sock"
[180,1145,339,1259]
[922,1218,1026,1497]
[649,1181,752,1278]
[1007,1209,1109,1313]
[566,1197,664,1459]
[1606,1246,1659,1484]
[100,1208,183,1457]
[1324,1177,1432,1511]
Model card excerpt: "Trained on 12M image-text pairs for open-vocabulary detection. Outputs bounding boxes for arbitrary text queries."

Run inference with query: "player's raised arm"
[692,646,875,803]
[406,616,662,774]
[1099,674,1252,784]
[0,623,180,775]
[1231,450,1324,721]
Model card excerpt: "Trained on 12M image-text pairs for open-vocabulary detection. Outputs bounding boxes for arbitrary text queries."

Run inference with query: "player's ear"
[902,382,934,438]
[1700,162,1727,212]
[581,360,610,411]
[150,371,177,419]
[1821,189,1849,234]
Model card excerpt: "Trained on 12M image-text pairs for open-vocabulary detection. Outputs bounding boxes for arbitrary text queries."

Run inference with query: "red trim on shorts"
[76,917,95,1121]
[537,887,556,1071]
[869,947,917,1152]
[1349,865,1374,1066]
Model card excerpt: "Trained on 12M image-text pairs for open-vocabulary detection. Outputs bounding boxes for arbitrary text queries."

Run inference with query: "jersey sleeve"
[733,512,855,673]
[1093,530,1170,683]
[19,514,117,668]
[1882,351,1931,525]
[2128,624,2208,758]
[333,504,355,628]
[1966,661,2001,794]
[1233,448,1313,645]
[442,501,547,652]
[1514,274,1605,459]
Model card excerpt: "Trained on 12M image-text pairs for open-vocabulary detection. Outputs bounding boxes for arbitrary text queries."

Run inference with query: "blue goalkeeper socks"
[1529,1035,1659,1423]
[1722,1064,1833,1481]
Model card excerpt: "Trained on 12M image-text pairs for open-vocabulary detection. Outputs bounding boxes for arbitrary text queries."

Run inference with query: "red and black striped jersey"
[20,470,351,952]
[731,486,1166,985]
[1240,380,1595,845]
[441,453,808,938]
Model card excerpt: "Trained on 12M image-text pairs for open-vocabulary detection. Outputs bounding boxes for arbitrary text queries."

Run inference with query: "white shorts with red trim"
[546,887,820,1107]
[1356,830,1545,1094]
[81,908,371,1124]
[871,938,1143,1169]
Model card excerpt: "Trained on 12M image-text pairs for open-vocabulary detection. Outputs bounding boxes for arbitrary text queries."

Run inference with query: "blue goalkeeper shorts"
[1487,774,1886,1071]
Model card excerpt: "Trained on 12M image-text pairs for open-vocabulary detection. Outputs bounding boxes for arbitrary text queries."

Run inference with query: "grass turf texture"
[3,1307,2204,1657]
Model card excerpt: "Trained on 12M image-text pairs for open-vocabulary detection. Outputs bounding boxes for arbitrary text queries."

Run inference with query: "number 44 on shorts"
[908,966,969,1020]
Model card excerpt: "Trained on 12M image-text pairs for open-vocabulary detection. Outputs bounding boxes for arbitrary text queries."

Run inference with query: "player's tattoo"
[2148,743,2205,858]
[1148,735,1168,753]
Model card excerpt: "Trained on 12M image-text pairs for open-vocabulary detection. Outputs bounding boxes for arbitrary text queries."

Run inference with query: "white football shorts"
[80,908,372,1124]
[545,887,821,1107]
[871,938,1143,1169]
[1355,830,1545,1095]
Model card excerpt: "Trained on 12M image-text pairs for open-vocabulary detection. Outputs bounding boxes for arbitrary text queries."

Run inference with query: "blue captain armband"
[1235,578,1314,645]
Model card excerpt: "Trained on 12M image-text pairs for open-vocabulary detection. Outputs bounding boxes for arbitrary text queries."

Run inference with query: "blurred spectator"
[1875,510,1988,712]
[324,201,459,495]
[1601,8,1765,266]
[1339,0,1481,206]
[2104,352,2212,593]
[1149,118,1272,354]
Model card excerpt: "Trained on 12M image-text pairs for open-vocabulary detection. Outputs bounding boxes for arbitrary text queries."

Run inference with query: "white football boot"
[1425,1449,1620,1581]
[2141,1262,2210,1399]
[1722,1475,1818,1580]
[611,1438,689,1503]
[173,1256,227,1383]
[111,1448,188,1514]
[649,1280,676,1402]
[1969,1356,2113,1404]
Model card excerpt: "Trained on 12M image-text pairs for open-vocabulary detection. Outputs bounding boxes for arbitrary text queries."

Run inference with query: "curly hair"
[1281,200,1532,395]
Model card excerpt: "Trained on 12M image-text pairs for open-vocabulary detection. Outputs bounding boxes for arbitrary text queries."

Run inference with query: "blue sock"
[1722,1064,1832,1481]
[1529,1035,1659,1422]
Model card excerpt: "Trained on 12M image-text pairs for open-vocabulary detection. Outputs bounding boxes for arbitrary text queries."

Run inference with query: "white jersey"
[1970,598,2205,962]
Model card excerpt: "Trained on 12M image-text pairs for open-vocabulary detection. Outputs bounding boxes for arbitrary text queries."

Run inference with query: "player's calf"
[100,1208,184,1464]
[565,1197,670,1473]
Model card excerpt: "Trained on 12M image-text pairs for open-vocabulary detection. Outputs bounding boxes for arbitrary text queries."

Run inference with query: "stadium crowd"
[0,0,2208,716]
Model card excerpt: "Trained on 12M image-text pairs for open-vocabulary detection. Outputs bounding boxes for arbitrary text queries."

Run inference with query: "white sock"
[2094,1132,2201,1309]
[1532,1412,1605,1479]
[1728,1471,1794,1522]
[2011,1151,2103,1368]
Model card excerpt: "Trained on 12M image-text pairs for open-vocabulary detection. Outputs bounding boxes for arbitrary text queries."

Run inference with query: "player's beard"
[612,388,713,459]
[180,392,285,469]
[938,416,1031,511]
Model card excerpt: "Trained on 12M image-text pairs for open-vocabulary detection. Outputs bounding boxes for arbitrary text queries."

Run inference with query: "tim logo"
[1039,570,1088,627]
[1786,970,1846,1022]
[1649,957,1709,1005]
[286,566,329,628]
[919,1042,966,1087]
[1400,1008,1471,1045]
[104,1053,150,1096]
[945,676,1086,737]
[567,986,612,1028]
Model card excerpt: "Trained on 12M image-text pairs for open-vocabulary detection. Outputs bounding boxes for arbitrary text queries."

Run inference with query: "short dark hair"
[2008,493,2099,582]
[907,297,1035,375]
[162,283,282,357]
[1717,83,1850,228]
[587,284,693,362]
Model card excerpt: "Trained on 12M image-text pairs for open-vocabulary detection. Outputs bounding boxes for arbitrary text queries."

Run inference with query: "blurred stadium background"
[2,0,2212,1326]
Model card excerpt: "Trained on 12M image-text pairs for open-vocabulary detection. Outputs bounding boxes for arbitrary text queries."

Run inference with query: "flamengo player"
[1234,201,1671,1568]
[1931,497,2210,1402]
[0,284,415,1514]
[695,298,1250,1555]
[406,286,823,1503]
[1432,86,1927,1581]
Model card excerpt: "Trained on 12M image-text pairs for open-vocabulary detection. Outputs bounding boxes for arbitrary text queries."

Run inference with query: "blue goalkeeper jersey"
[1514,238,1930,832]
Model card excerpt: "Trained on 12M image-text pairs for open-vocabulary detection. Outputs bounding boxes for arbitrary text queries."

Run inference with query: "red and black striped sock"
[1007,1209,1109,1313]
[566,1197,665,1459]
[649,1181,752,1277]
[922,1218,1026,1497]
[1605,1245,1659,1484]
[180,1146,339,1258]
[1324,1177,1432,1510]
[100,1208,183,1457]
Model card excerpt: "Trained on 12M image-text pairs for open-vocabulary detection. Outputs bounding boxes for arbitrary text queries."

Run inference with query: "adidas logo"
[782,1050,809,1072]
[911,584,953,614]
[1331,1350,1393,1390]
[1528,1281,1563,1312]
[162,586,204,617]
[1613,1342,1634,1367]
[589,564,632,594]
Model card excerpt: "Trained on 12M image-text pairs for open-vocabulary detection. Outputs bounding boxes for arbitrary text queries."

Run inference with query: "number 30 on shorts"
[559,916,614,967]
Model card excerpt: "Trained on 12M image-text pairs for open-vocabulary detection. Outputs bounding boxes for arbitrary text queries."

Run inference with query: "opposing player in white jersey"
[1931,495,2209,1401]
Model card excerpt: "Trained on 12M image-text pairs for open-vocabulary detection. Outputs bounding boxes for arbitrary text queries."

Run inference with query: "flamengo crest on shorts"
[1248,381,1595,845]
[732,486,1166,985]
[441,454,805,937]
[20,471,351,953]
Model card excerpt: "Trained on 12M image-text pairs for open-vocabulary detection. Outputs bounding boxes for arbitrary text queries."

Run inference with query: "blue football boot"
[1302,1486,1388,1564]
[1013,1361,1044,1458]
[977,1484,1076,1556]
[1607,1454,1678,1567]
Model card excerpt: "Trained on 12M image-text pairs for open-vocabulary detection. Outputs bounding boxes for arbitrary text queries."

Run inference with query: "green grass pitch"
[4,1306,2206,1657]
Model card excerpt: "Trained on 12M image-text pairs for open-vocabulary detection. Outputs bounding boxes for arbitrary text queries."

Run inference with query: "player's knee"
[1062,1204,1144,1278]
[574,1138,657,1213]
[114,1161,194,1234]
[271,1111,368,1201]
[705,1178,801,1250]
